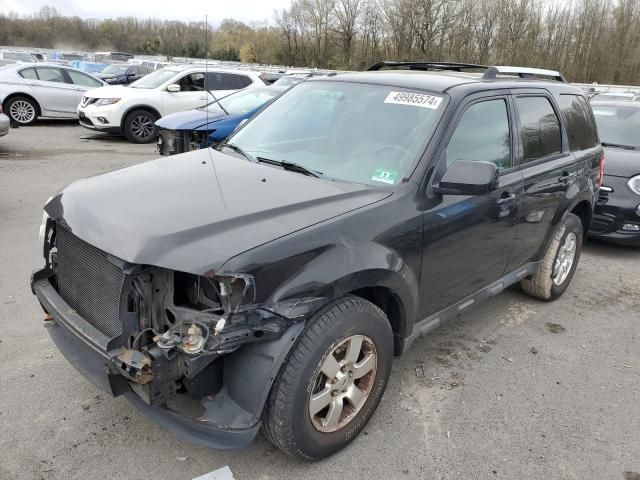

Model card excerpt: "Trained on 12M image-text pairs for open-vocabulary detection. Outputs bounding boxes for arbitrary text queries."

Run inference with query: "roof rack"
[483,66,566,82]
[366,61,488,72]
[366,60,567,83]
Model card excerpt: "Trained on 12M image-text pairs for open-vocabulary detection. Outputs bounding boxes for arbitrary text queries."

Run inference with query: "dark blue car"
[96,64,152,85]
[155,86,286,155]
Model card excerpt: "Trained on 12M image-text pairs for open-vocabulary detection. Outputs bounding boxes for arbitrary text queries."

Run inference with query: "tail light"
[597,151,605,189]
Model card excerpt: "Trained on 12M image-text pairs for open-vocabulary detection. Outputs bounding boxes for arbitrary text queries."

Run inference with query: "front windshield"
[594,94,634,102]
[101,64,128,74]
[273,76,304,87]
[592,105,640,148]
[229,81,444,186]
[129,68,178,89]
[6,52,34,62]
[203,89,279,116]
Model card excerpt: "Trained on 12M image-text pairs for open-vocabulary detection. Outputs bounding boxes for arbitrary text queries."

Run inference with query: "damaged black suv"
[32,62,603,460]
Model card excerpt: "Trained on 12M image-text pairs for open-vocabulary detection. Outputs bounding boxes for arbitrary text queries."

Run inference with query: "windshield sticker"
[372,169,399,184]
[384,91,442,109]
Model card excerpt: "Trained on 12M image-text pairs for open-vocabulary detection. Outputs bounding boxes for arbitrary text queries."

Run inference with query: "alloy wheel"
[9,100,36,124]
[552,232,577,285]
[308,334,377,433]
[130,114,155,140]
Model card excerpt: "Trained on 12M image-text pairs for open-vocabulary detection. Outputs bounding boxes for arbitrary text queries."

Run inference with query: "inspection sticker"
[372,169,399,184]
[384,91,442,109]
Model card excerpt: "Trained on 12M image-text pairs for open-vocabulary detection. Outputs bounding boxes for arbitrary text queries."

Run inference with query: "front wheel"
[123,109,158,143]
[262,296,393,460]
[521,213,584,300]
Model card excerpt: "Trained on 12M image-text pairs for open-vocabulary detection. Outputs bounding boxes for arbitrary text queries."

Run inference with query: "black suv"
[32,62,602,460]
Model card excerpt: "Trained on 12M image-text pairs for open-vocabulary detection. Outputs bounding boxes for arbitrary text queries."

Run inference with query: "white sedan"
[78,65,268,143]
[0,63,105,125]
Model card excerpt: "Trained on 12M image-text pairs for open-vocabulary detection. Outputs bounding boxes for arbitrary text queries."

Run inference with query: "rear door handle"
[497,192,516,205]
[558,172,576,183]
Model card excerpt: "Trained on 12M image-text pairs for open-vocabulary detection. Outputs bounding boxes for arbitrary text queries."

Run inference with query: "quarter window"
[445,99,511,169]
[515,96,562,162]
[35,67,65,83]
[19,67,37,80]
[557,94,598,150]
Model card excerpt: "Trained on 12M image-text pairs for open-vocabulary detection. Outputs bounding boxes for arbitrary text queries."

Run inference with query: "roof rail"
[366,61,488,72]
[483,66,566,82]
[367,60,567,83]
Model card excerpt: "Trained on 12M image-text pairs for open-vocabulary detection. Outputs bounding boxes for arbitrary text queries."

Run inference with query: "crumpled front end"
[32,220,315,448]
[157,129,211,156]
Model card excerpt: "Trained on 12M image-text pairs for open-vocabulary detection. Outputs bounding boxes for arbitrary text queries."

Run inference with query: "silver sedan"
[0,63,105,125]
[0,111,9,137]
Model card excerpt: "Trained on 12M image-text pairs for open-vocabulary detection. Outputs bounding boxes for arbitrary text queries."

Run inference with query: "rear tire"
[521,213,583,301]
[5,96,38,125]
[262,296,393,460]
[123,109,158,143]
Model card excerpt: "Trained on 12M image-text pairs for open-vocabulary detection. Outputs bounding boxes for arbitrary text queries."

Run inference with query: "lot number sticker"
[372,169,399,184]
[384,91,442,109]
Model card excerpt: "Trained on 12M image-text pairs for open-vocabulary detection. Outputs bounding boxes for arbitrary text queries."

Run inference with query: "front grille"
[56,226,125,338]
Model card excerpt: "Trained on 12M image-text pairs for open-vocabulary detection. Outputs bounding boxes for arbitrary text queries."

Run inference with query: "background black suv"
[32,62,602,460]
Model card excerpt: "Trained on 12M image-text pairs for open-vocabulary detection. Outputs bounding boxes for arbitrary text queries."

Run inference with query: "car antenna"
[204,15,228,117]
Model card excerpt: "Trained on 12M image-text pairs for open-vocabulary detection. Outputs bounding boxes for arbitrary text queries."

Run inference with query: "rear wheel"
[521,213,583,300]
[262,296,393,460]
[124,109,158,143]
[5,96,38,125]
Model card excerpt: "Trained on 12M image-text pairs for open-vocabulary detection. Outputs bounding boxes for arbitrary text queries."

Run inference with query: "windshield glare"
[129,69,178,89]
[204,89,278,116]
[593,105,640,148]
[230,81,443,186]
[101,64,128,74]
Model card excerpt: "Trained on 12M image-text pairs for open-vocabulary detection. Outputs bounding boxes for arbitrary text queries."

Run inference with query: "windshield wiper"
[256,157,323,178]
[601,142,636,150]
[218,142,255,162]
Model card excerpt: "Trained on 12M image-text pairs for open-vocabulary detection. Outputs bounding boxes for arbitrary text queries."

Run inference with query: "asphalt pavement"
[0,121,638,480]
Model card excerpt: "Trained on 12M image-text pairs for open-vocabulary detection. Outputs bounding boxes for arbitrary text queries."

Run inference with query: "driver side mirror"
[433,160,498,196]
[167,84,181,92]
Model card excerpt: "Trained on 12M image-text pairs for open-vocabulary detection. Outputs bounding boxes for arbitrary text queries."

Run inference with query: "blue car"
[156,86,286,155]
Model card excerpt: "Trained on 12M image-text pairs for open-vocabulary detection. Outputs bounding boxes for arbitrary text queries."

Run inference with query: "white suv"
[78,65,267,143]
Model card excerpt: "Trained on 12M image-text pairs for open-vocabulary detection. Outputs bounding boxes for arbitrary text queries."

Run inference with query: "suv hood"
[155,108,227,131]
[603,146,640,178]
[84,85,153,99]
[46,149,391,275]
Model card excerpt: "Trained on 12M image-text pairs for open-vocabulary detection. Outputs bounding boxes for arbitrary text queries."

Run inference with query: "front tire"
[262,296,393,460]
[521,213,583,300]
[123,109,158,143]
[5,96,38,125]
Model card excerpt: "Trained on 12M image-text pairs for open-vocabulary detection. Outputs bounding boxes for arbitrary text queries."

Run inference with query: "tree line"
[1,0,640,84]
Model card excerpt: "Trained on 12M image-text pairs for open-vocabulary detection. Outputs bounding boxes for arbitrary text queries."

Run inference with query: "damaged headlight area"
[112,267,317,405]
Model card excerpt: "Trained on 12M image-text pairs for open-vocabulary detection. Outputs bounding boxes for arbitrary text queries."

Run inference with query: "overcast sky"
[0,0,292,24]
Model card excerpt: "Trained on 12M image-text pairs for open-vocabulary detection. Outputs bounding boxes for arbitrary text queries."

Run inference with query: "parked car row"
[35,62,631,465]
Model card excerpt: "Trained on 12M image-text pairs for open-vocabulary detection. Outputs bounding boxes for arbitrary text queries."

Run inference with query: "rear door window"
[557,94,598,150]
[206,72,252,90]
[445,99,512,169]
[515,96,562,162]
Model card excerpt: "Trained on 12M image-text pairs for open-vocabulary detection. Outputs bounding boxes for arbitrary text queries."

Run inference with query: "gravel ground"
[0,121,639,480]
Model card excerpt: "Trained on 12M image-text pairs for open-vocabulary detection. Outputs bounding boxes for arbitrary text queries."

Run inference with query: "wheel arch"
[120,104,161,129]
[3,92,42,117]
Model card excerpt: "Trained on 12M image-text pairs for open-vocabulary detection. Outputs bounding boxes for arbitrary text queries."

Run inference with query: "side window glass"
[19,67,37,80]
[558,94,598,150]
[515,96,562,162]
[35,67,66,83]
[445,99,511,169]
[66,70,102,88]
[233,74,252,89]
[178,73,205,91]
